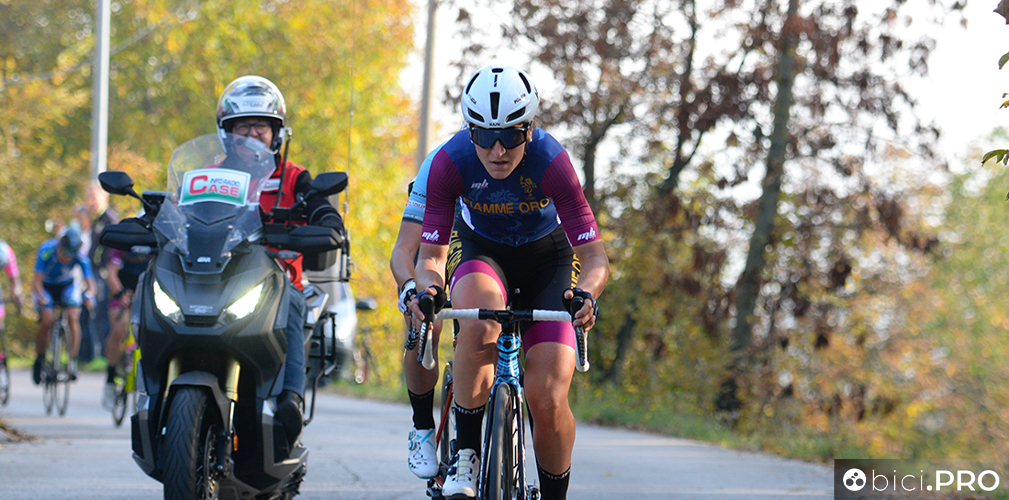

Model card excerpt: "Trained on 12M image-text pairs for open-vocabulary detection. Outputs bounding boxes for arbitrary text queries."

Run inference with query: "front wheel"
[483,384,519,500]
[0,355,9,406]
[162,387,220,500]
[53,324,70,417]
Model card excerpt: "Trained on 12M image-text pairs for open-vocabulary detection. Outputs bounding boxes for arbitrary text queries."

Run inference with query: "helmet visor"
[469,125,529,150]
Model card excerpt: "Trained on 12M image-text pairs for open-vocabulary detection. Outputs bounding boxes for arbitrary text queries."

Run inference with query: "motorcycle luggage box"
[99,219,158,251]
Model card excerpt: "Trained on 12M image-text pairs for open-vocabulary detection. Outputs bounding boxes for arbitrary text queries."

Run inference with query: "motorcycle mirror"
[355,297,378,311]
[309,172,349,198]
[98,170,136,195]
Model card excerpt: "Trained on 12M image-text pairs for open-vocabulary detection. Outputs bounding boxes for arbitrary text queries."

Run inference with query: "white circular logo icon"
[843,468,867,491]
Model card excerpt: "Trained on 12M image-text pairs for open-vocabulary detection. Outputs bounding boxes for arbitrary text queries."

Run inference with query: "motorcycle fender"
[164,372,234,432]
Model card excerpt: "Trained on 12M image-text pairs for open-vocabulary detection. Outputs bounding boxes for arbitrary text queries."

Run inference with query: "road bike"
[42,304,73,416]
[108,294,140,427]
[418,295,588,500]
[110,330,139,427]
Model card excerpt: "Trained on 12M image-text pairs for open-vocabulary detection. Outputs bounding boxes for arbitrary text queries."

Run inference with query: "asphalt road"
[0,368,832,499]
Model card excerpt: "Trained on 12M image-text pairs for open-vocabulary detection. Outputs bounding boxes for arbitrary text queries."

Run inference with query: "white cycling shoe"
[442,448,480,499]
[408,427,438,479]
[102,382,117,410]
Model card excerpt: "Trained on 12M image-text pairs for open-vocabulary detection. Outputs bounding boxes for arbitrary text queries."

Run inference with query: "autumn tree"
[0,0,419,371]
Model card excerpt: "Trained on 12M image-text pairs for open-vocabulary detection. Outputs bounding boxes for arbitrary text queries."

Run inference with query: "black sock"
[454,403,485,457]
[408,389,436,430]
[537,465,570,500]
[107,366,117,383]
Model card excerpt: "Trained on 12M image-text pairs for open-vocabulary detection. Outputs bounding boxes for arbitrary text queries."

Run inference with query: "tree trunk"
[603,310,637,385]
[721,0,801,415]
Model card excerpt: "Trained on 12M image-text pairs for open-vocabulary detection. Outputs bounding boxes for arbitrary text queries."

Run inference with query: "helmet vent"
[465,73,480,95]
[505,107,526,124]
[468,109,485,122]
[518,72,532,93]
[490,92,500,120]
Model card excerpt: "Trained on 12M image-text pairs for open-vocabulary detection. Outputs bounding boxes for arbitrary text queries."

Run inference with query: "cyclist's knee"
[526,389,571,424]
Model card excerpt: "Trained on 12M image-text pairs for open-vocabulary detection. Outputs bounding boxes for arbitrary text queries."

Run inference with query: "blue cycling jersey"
[34,239,93,286]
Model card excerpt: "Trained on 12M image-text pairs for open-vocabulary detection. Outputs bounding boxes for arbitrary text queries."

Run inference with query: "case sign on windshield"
[179,169,251,206]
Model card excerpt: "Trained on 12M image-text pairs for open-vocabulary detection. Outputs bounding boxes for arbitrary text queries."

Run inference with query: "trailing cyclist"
[0,239,24,333]
[407,65,610,500]
[101,243,152,409]
[390,139,453,480]
[32,226,96,384]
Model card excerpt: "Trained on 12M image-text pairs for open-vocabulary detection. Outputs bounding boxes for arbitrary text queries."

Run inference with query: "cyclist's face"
[56,246,74,264]
[473,126,531,180]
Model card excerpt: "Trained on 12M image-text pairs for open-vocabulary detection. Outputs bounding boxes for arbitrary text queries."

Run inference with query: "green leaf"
[982,149,1009,165]
[1000,52,1009,70]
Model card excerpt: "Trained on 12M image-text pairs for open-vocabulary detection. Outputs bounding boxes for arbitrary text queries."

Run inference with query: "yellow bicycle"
[111,326,140,427]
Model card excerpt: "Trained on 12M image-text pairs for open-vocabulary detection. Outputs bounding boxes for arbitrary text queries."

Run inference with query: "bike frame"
[430,308,573,500]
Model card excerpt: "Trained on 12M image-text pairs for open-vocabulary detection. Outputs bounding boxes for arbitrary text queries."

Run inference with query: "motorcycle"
[98,133,347,500]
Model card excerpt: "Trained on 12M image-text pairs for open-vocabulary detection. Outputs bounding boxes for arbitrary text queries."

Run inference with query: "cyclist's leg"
[105,299,129,368]
[524,343,576,497]
[449,259,508,444]
[61,283,84,360]
[34,289,56,357]
[103,296,130,407]
[515,225,579,499]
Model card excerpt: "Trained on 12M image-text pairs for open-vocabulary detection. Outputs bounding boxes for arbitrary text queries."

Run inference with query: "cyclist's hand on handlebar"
[563,288,599,331]
[405,285,447,329]
[398,279,417,314]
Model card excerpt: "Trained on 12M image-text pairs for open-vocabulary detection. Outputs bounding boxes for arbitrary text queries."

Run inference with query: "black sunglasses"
[469,125,530,150]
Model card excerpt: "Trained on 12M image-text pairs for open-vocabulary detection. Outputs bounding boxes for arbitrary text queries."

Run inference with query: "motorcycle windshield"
[153,133,276,258]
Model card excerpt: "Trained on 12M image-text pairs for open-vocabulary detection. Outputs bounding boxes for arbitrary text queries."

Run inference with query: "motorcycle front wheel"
[163,387,220,500]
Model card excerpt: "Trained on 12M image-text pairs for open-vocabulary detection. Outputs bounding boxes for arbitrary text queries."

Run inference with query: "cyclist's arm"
[3,245,22,301]
[390,220,422,290]
[31,271,44,300]
[408,242,448,327]
[569,239,609,331]
[105,260,124,298]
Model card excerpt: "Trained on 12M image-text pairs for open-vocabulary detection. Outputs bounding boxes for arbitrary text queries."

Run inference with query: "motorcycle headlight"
[153,280,182,323]
[223,283,264,323]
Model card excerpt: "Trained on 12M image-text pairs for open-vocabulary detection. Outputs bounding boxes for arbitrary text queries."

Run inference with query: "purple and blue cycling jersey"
[421,128,599,248]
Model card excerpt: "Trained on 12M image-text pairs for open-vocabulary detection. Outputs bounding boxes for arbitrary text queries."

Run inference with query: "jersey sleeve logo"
[576,227,598,242]
[422,230,440,242]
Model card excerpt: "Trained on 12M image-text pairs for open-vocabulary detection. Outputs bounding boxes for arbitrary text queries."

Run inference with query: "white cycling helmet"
[216,75,287,151]
[460,65,539,129]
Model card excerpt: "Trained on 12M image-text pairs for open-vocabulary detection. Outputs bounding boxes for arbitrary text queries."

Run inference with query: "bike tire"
[163,387,220,500]
[112,380,127,427]
[0,358,9,406]
[483,383,518,500]
[42,321,57,415]
[0,329,9,406]
[438,362,454,470]
[54,325,70,417]
[112,354,129,426]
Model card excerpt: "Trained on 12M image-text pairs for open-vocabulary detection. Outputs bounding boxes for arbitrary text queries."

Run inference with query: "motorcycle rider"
[216,75,346,444]
[32,226,97,383]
